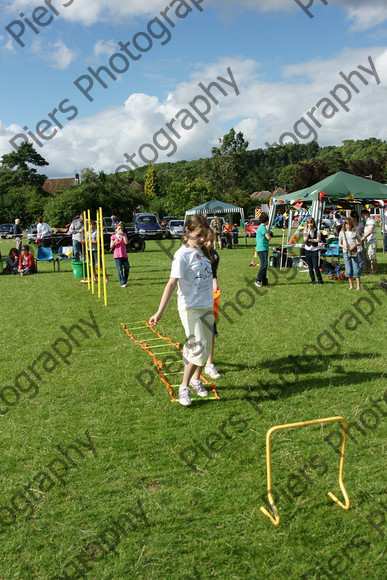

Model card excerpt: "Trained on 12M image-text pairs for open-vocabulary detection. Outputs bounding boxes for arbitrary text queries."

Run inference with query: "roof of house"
[42,177,79,196]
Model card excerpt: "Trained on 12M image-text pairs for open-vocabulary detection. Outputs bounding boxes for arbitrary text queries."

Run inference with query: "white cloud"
[47,40,77,69]
[94,39,117,58]
[2,0,387,29]
[1,49,386,176]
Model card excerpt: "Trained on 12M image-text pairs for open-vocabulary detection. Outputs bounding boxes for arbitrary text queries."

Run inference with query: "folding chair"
[36,246,56,272]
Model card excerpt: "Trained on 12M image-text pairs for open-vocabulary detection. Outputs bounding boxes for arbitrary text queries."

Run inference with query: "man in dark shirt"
[13,219,22,252]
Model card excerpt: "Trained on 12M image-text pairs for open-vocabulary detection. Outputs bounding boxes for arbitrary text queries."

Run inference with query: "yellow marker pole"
[99,207,108,306]
[96,211,101,299]
[87,209,94,294]
[260,416,350,526]
[83,211,90,289]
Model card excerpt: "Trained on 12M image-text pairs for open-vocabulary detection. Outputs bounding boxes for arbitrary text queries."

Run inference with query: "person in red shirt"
[18,245,36,275]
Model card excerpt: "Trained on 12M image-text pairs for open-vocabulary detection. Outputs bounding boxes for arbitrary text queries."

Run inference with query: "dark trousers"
[256,251,269,285]
[305,250,323,283]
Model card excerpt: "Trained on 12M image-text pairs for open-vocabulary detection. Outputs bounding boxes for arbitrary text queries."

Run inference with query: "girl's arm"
[149,277,178,325]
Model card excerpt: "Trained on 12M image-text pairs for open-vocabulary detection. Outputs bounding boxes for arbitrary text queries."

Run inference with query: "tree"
[277,164,300,191]
[0,185,47,226]
[292,160,330,191]
[144,164,160,200]
[80,167,99,183]
[0,143,48,187]
[211,129,249,192]
[165,177,216,216]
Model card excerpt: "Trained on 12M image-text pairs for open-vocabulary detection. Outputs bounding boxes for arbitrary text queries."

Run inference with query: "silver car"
[166,220,185,239]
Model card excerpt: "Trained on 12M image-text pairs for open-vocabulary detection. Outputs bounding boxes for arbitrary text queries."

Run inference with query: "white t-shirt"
[364,218,377,244]
[170,245,213,311]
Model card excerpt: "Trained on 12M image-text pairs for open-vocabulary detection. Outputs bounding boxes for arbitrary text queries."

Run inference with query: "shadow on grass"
[218,352,383,402]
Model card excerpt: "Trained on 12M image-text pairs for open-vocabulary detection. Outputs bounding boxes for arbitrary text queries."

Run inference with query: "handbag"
[343,231,357,258]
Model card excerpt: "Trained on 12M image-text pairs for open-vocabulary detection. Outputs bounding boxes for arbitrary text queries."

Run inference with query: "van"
[132,213,162,239]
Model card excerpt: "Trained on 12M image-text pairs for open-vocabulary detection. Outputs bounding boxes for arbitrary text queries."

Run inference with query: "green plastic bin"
[72,261,86,279]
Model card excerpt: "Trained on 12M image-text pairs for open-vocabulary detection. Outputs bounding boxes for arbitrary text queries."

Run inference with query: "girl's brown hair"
[305,216,316,229]
[202,227,214,262]
[343,217,355,231]
[182,215,209,245]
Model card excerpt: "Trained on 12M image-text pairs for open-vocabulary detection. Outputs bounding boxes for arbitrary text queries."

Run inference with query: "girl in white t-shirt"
[149,215,214,407]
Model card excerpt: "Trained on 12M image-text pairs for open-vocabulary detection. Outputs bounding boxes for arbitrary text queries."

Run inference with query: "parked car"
[27,223,37,243]
[160,216,179,232]
[166,220,185,239]
[245,218,260,238]
[102,217,135,234]
[0,223,16,237]
[132,213,162,239]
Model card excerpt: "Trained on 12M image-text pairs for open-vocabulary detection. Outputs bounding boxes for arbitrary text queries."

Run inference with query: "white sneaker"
[189,379,208,398]
[179,386,192,407]
[121,284,127,288]
[205,364,221,379]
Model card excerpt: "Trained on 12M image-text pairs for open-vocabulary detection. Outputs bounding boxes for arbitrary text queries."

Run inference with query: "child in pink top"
[110,223,129,287]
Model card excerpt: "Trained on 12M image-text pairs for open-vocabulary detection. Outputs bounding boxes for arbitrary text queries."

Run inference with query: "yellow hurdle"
[260,416,350,526]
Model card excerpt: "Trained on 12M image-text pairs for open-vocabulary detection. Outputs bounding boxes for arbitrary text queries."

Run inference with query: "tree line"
[1,134,386,227]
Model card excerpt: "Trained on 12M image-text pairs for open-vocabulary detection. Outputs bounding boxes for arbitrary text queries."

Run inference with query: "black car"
[0,223,16,237]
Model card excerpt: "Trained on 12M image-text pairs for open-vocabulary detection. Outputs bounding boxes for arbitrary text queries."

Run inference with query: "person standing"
[13,218,22,252]
[254,213,272,288]
[204,228,221,380]
[232,224,239,248]
[149,215,213,407]
[333,212,343,235]
[360,209,378,274]
[110,224,130,288]
[223,220,232,249]
[210,216,222,250]
[303,217,323,285]
[350,210,364,275]
[382,207,387,253]
[68,215,84,261]
[36,217,52,247]
[339,218,362,290]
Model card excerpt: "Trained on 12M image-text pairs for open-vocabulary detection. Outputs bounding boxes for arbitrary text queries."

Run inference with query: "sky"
[0,0,387,177]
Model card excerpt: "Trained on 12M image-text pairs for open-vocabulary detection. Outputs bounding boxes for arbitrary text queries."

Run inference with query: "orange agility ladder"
[121,321,220,403]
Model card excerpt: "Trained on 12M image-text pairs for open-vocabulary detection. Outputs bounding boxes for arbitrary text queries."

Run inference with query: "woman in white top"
[149,215,214,407]
[338,217,362,290]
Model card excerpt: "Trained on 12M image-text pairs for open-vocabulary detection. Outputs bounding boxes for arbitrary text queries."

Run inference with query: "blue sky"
[1,0,387,176]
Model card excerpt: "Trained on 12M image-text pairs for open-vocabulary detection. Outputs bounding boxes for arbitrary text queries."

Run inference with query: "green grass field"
[0,232,386,579]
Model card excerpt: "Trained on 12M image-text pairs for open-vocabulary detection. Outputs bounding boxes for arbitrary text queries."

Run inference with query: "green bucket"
[72,261,86,279]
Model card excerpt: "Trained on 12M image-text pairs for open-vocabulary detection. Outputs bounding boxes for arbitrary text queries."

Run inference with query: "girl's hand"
[149,312,162,326]
[350,244,356,251]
